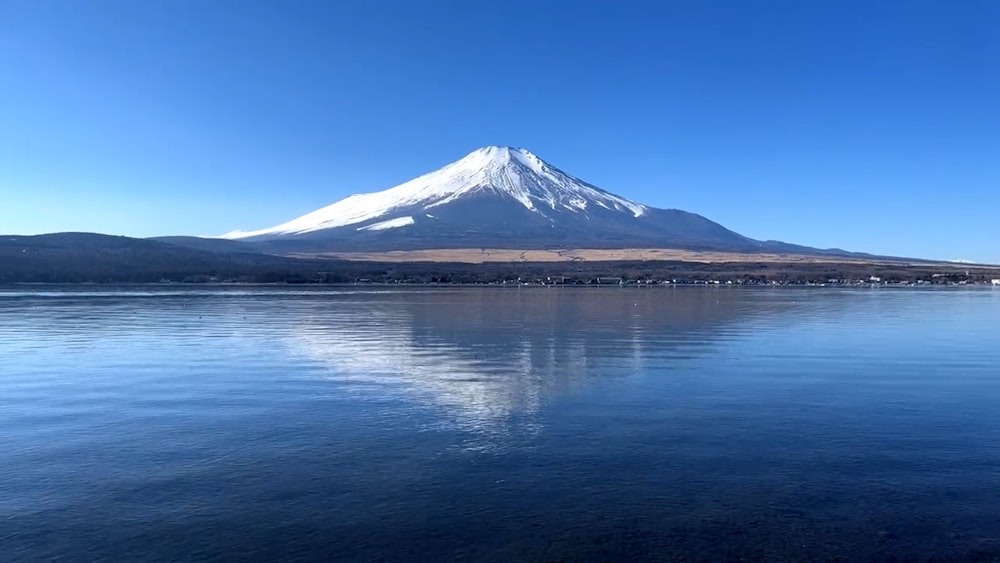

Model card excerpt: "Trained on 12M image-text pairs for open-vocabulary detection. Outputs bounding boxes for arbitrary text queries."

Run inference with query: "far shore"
[288,247,996,267]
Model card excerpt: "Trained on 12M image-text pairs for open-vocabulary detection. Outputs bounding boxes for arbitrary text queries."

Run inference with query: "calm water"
[2,286,1000,561]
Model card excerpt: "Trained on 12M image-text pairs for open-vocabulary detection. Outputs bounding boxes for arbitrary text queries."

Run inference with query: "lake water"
[2,286,1000,561]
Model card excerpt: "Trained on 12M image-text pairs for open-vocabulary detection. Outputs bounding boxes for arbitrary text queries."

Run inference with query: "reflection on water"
[287,289,794,442]
[2,286,1000,561]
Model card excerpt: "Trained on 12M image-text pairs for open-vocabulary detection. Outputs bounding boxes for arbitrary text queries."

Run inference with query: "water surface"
[3,286,1000,560]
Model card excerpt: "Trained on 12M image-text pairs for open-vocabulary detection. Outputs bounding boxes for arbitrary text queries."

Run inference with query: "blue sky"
[1,0,997,262]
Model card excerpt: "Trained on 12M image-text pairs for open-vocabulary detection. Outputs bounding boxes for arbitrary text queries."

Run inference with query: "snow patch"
[356,216,415,231]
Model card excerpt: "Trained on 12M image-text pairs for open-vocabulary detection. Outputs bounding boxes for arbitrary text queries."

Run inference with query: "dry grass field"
[289,247,944,266]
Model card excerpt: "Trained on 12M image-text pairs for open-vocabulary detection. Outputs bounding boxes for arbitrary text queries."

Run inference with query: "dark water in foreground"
[3,286,1000,561]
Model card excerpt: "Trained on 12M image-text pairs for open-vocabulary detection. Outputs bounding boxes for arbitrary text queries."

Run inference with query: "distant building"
[991,279,1000,286]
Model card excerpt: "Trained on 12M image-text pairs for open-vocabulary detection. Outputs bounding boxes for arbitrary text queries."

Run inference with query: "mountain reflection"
[287,288,795,438]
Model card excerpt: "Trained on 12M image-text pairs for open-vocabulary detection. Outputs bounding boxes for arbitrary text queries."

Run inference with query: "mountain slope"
[0,233,320,283]
[220,146,767,253]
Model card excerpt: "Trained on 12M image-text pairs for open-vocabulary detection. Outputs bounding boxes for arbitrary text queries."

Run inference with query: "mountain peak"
[467,145,530,156]
[220,146,646,239]
[454,146,541,171]
[469,145,525,156]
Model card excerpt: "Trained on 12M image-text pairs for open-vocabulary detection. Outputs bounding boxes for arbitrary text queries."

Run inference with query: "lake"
[2,286,1000,561]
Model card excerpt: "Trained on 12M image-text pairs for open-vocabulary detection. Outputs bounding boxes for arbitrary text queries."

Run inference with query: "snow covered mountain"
[220,146,768,252]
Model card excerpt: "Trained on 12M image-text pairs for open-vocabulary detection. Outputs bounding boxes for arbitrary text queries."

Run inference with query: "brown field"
[288,247,949,266]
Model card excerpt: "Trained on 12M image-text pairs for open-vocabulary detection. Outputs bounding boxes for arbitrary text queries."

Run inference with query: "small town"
[351,275,1000,287]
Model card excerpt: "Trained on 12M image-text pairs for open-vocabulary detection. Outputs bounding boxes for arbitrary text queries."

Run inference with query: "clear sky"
[1,0,997,262]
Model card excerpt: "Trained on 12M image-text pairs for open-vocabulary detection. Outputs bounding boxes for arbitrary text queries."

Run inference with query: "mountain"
[0,233,321,283]
[220,146,783,253]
